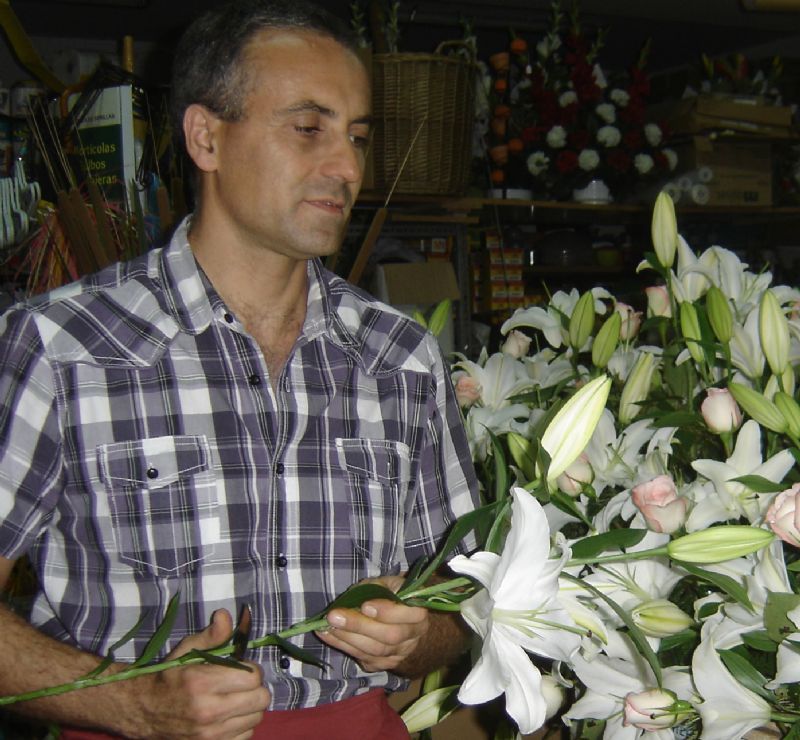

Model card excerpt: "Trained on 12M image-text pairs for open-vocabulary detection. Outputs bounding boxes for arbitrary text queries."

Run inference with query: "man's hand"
[316,575,432,675]
[131,609,270,739]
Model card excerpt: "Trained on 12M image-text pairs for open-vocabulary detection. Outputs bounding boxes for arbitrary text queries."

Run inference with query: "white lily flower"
[689,420,795,529]
[449,488,580,734]
[463,404,531,462]
[768,604,800,688]
[730,308,766,380]
[692,614,772,740]
[453,352,535,410]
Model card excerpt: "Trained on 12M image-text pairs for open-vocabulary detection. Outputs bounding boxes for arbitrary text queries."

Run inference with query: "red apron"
[59,688,410,739]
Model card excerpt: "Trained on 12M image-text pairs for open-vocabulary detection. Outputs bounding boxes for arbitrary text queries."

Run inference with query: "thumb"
[167,608,233,659]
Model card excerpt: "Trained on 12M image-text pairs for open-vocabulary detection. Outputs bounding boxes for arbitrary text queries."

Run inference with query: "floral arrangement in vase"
[5,194,800,738]
[483,0,678,201]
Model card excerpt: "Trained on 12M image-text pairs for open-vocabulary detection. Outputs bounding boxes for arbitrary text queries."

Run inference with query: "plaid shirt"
[0,219,479,710]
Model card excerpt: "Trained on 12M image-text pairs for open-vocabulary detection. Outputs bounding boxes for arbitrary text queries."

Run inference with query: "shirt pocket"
[335,437,411,574]
[97,434,220,578]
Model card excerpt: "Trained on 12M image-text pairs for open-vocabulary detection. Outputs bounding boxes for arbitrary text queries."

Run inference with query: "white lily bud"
[632,599,694,637]
[540,375,611,483]
[619,352,655,424]
[651,191,677,269]
[401,686,459,733]
[668,525,775,563]
[760,289,790,376]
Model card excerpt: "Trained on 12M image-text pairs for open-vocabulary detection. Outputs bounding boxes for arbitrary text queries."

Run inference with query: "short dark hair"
[170,0,360,146]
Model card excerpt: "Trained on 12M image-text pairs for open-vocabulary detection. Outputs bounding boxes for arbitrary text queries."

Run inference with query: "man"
[0,1,479,737]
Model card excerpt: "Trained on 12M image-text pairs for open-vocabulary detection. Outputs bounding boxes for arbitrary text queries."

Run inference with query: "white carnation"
[663,148,678,170]
[546,125,567,148]
[644,123,662,147]
[578,149,600,171]
[596,102,616,124]
[634,153,655,174]
[527,151,550,176]
[592,63,607,88]
[597,125,621,148]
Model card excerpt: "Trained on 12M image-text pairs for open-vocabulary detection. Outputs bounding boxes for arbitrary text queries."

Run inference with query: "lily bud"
[765,367,795,400]
[569,291,595,350]
[651,191,678,269]
[774,392,800,439]
[632,599,694,638]
[401,686,459,733]
[645,285,671,318]
[728,382,788,434]
[540,375,611,483]
[667,525,775,563]
[760,290,790,376]
[507,431,538,481]
[701,388,742,434]
[591,312,621,369]
[427,299,452,338]
[705,285,733,344]
[679,302,704,365]
[541,675,565,722]
[624,688,690,731]
[619,352,656,424]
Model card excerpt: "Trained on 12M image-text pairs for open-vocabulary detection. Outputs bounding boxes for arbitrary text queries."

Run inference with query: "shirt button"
[248,374,261,386]
[275,462,284,476]
[276,554,288,568]
[146,467,159,479]
[223,312,234,323]
[279,656,291,670]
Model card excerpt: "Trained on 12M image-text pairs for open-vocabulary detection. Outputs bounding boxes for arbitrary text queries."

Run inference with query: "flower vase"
[572,179,612,204]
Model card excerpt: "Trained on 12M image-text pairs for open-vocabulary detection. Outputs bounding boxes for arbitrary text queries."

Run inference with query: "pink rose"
[615,302,643,339]
[645,285,672,318]
[501,329,532,359]
[555,454,594,497]
[631,475,688,534]
[454,375,481,409]
[624,689,682,730]
[766,483,800,547]
[701,388,743,434]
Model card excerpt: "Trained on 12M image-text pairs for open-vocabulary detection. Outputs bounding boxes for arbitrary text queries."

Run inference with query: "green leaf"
[484,496,512,555]
[82,609,151,679]
[132,592,181,667]
[679,563,753,612]
[765,591,800,642]
[549,489,593,529]
[783,721,800,740]
[570,529,647,559]
[325,583,401,611]
[658,628,697,654]
[741,629,778,653]
[427,299,451,337]
[564,573,662,686]
[718,648,775,702]
[487,429,509,504]
[788,560,800,573]
[731,475,787,493]
[271,634,328,669]
[652,411,699,428]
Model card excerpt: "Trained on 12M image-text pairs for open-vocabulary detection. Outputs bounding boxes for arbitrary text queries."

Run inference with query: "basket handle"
[434,40,476,61]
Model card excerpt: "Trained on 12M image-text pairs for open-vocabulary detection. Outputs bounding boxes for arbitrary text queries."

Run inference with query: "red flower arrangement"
[483,0,678,201]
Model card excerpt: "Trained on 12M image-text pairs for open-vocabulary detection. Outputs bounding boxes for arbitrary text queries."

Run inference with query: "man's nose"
[320,135,363,184]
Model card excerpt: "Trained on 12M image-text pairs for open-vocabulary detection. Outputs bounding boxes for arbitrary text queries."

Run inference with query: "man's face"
[203,30,371,260]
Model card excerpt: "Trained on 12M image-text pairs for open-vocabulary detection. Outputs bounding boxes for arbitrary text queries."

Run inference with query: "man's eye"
[350,133,370,149]
[295,125,321,135]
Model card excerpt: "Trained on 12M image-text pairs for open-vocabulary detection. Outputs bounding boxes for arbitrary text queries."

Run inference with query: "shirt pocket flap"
[97,435,210,490]
[334,437,410,486]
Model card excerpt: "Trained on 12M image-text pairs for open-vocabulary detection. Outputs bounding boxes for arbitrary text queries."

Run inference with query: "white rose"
[558,90,577,107]
[610,88,630,107]
[644,122,662,147]
[578,149,600,171]
[527,151,550,176]
[595,102,616,124]
[634,153,654,174]
[597,125,621,148]
[546,125,567,148]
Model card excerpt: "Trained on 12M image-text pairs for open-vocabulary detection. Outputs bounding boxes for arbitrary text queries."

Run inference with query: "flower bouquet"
[483,0,678,201]
[4,194,800,740]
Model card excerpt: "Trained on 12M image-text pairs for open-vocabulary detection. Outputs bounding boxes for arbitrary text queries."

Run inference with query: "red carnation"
[607,148,631,173]
[556,149,579,173]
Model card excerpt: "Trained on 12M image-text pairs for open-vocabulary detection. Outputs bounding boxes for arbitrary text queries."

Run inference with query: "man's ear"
[183,104,221,172]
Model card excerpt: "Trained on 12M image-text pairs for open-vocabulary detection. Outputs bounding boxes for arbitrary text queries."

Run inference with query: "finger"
[359,598,428,624]
[168,609,234,659]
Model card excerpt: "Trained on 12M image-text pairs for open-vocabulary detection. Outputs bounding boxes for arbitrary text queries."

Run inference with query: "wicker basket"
[371,43,476,196]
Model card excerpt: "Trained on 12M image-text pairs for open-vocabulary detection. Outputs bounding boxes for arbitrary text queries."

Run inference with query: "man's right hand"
[132,609,270,739]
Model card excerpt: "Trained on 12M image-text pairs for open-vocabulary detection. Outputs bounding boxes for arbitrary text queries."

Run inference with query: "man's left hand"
[315,575,429,674]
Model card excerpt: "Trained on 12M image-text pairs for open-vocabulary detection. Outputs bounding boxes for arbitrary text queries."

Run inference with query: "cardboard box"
[372,261,461,353]
[655,94,793,137]
[675,135,772,206]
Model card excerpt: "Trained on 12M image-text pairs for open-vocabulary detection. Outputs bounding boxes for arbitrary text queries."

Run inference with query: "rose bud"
[631,474,688,534]
[701,388,742,434]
